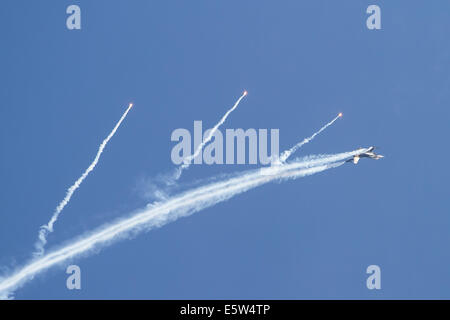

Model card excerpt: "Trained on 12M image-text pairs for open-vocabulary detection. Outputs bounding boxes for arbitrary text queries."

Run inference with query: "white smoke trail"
[171,91,247,182]
[0,148,366,298]
[279,113,342,163]
[34,103,134,257]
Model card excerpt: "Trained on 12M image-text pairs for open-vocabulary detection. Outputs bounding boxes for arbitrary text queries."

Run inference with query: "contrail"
[172,91,248,181]
[0,148,367,298]
[34,103,134,257]
[279,113,342,163]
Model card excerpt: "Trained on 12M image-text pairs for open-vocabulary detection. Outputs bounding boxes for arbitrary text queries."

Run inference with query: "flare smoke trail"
[0,148,367,298]
[279,113,342,163]
[34,103,134,257]
[172,91,247,181]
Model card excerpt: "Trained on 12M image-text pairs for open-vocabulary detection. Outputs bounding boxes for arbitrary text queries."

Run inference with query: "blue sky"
[1,0,450,299]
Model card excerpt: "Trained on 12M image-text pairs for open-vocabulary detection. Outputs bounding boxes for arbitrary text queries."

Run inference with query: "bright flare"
[171,91,248,182]
[33,103,134,257]
[279,113,343,163]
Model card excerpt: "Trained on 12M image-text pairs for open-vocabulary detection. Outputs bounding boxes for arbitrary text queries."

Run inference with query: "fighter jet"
[347,146,384,164]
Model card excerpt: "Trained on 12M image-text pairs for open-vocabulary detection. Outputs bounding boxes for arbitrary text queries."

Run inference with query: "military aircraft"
[347,146,384,164]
